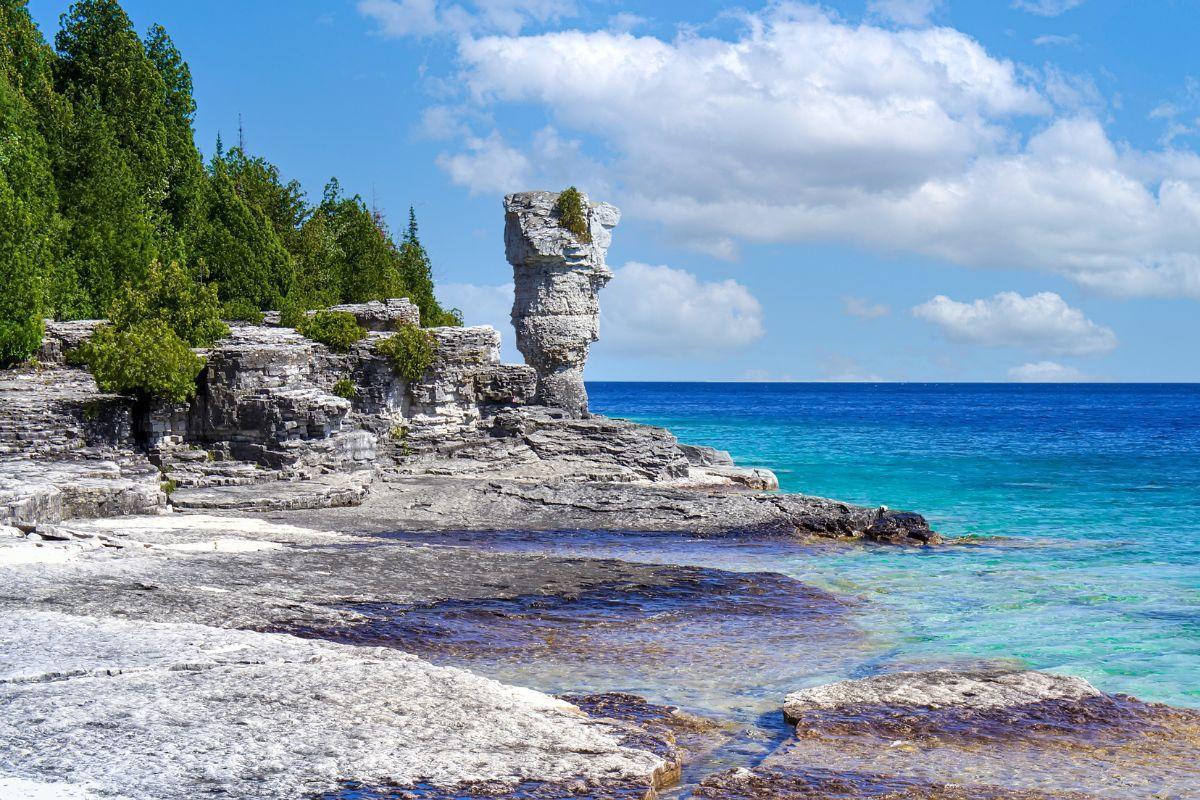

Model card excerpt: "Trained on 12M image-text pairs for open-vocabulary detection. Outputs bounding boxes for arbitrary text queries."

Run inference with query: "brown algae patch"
[272,566,866,715]
[692,767,1093,799]
[767,670,1200,798]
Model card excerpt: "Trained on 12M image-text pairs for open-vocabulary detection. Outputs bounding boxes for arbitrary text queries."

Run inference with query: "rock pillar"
[504,190,620,418]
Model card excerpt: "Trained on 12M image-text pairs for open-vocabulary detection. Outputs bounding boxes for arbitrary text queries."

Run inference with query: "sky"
[27,0,1200,381]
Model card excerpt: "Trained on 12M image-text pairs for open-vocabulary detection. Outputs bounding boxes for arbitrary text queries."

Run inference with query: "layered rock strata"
[505,190,619,417]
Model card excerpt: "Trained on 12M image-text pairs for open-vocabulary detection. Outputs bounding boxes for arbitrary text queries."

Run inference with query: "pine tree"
[53,1,172,218]
[57,93,159,315]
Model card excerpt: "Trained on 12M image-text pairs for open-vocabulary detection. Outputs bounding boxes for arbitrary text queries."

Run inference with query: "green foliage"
[194,154,294,309]
[376,324,436,383]
[79,320,204,402]
[109,259,228,347]
[554,186,591,243]
[297,310,365,353]
[276,296,305,329]
[0,71,52,363]
[159,478,176,495]
[56,93,159,316]
[220,298,263,324]
[331,377,357,400]
[0,1,456,356]
[397,207,461,327]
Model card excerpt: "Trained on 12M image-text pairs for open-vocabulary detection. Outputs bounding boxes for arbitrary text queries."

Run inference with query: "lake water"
[578,382,1200,708]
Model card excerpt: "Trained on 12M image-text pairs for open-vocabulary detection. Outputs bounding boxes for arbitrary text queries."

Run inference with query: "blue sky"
[28,0,1200,381]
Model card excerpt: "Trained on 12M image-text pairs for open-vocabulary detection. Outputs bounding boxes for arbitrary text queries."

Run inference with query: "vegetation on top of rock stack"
[0,0,460,367]
[376,324,437,383]
[297,310,366,353]
[554,186,591,243]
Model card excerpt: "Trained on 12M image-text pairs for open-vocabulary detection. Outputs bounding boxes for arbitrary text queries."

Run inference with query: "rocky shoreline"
[3,191,1194,798]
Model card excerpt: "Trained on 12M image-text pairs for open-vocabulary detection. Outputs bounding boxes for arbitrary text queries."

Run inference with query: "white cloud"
[1011,0,1086,16]
[1007,360,1090,382]
[359,0,574,37]
[445,8,1200,298]
[436,131,530,194]
[819,355,884,382]
[601,262,764,357]
[913,291,1117,355]
[1032,33,1079,46]
[843,296,891,319]
[438,264,764,360]
[867,0,942,27]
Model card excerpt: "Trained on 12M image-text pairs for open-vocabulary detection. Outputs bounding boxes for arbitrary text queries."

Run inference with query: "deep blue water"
[576,382,1200,707]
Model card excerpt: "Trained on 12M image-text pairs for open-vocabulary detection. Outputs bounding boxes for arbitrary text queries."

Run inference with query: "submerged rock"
[505,190,619,417]
[740,669,1200,799]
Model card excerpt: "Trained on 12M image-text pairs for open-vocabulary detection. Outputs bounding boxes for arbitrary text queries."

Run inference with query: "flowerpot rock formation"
[504,190,620,418]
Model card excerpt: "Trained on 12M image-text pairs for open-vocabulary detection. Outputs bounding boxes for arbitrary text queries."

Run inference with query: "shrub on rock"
[297,310,365,353]
[220,298,263,324]
[109,260,229,347]
[554,186,591,243]
[376,324,436,382]
[80,320,205,402]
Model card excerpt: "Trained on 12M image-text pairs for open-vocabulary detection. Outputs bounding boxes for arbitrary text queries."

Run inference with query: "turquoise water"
[577,383,1199,707]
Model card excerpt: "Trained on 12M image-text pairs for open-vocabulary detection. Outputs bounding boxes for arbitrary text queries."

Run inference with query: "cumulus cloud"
[1007,360,1090,382]
[443,6,1200,298]
[435,131,529,195]
[842,296,891,319]
[439,264,764,360]
[867,0,942,27]
[359,0,573,37]
[913,291,1117,355]
[601,262,764,357]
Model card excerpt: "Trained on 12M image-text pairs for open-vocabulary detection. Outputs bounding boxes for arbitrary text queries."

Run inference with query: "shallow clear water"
[577,382,1200,708]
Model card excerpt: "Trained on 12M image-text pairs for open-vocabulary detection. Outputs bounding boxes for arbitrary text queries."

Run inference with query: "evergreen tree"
[398,208,460,327]
[144,23,205,245]
[219,145,306,251]
[0,71,52,362]
[0,0,59,362]
[193,153,294,309]
[299,179,404,305]
[57,93,158,316]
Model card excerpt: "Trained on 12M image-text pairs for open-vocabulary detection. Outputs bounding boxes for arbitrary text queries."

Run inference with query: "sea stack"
[505,190,620,418]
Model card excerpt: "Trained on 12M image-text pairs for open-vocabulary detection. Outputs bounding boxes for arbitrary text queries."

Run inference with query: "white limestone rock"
[505,190,619,417]
[0,611,667,799]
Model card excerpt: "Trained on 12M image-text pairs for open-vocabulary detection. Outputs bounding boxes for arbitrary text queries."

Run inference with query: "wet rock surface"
[757,670,1200,799]
[693,767,1093,799]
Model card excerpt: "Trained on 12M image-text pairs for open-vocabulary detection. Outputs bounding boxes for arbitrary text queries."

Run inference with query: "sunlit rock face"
[505,190,620,418]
